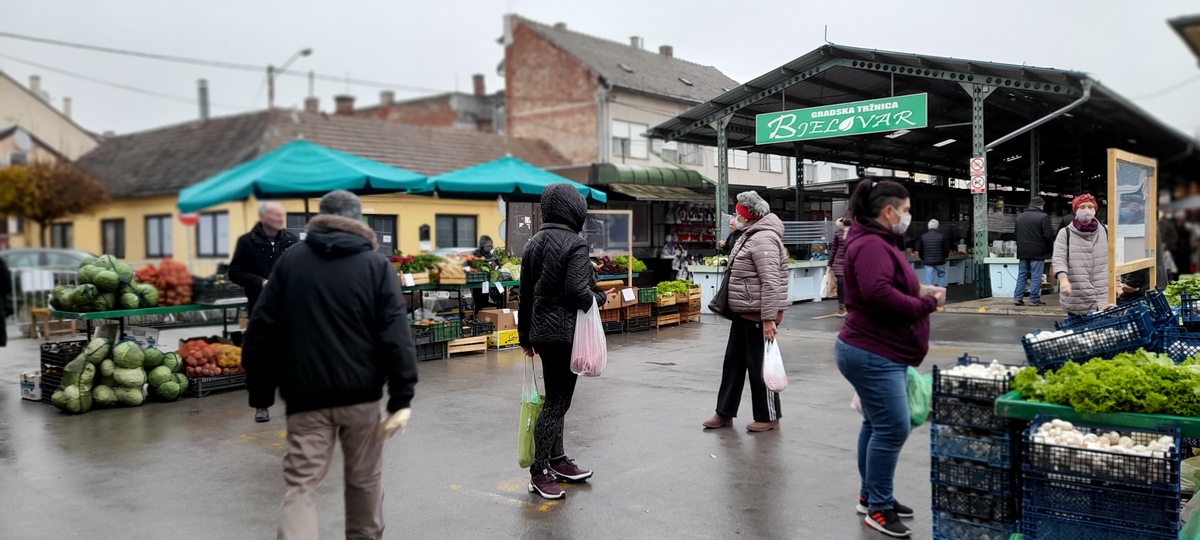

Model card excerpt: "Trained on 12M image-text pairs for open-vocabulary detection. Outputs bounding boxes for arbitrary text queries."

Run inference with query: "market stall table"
[51,302,247,341]
[984,257,1055,298]
[688,262,828,314]
[402,281,520,321]
[908,255,974,286]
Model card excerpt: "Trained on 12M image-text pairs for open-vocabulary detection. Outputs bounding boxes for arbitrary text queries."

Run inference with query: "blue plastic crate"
[932,397,1014,433]
[931,483,1016,521]
[1182,291,1200,325]
[1023,413,1181,490]
[1022,305,1156,371]
[1021,505,1178,540]
[932,511,1017,540]
[1023,472,1179,531]
[1156,327,1200,364]
[930,424,1014,468]
[1057,289,1176,330]
[932,354,1022,403]
[930,457,1019,496]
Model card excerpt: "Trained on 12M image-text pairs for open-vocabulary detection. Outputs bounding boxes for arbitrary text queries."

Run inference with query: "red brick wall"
[358,96,457,127]
[505,23,598,164]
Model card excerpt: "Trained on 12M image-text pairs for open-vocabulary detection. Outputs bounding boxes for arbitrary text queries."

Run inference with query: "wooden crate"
[688,297,701,310]
[654,313,680,328]
[623,303,652,319]
[680,309,701,323]
[447,335,487,357]
[656,293,677,307]
[688,287,701,300]
[600,308,623,323]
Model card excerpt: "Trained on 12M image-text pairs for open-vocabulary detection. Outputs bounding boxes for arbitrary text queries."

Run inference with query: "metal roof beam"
[830,58,1083,97]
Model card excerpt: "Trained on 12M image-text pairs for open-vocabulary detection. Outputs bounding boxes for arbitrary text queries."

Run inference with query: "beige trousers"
[278,401,385,540]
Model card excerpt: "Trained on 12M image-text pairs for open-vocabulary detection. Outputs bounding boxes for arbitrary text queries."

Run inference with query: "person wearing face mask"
[835,180,945,538]
[719,215,745,255]
[703,191,789,433]
[1053,194,1109,316]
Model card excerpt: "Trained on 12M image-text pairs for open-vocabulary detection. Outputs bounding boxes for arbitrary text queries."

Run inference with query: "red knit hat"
[736,203,753,220]
[1072,194,1097,214]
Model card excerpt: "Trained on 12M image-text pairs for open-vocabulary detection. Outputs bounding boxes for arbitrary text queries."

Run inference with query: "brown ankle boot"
[746,420,780,432]
[702,414,732,429]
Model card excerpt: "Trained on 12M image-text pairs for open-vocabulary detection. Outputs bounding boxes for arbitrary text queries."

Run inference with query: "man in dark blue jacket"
[243,190,418,539]
[1014,196,1056,306]
[918,219,950,287]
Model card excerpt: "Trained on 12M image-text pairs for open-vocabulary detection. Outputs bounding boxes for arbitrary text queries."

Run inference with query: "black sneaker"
[865,509,911,538]
[255,408,270,423]
[1030,300,1046,306]
[1013,300,1025,306]
[856,496,913,518]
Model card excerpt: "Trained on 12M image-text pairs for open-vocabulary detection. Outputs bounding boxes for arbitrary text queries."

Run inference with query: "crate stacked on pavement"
[1163,290,1200,362]
[191,276,245,305]
[1021,413,1182,540]
[652,292,681,328]
[38,339,88,403]
[680,286,701,323]
[929,354,1024,540]
[1022,304,1158,372]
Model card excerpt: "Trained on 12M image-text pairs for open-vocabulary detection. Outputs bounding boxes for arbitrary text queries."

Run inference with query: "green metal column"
[1029,128,1040,197]
[970,84,993,298]
[793,142,806,220]
[711,116,732,248]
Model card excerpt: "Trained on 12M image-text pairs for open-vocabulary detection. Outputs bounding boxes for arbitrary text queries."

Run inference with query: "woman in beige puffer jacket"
[1053,194,1109,316]
[703,191,789,433]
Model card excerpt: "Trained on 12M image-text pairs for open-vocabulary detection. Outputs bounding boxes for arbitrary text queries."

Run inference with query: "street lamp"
[1169,15,1200,67]
[267,48,313,119]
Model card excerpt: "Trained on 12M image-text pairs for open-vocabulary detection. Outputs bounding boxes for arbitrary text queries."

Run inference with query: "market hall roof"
[508,15,739,103]
[74,110,570,199]
[648,44,1200,194]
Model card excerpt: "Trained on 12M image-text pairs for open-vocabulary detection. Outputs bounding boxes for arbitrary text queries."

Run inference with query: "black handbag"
[708,231,759,320]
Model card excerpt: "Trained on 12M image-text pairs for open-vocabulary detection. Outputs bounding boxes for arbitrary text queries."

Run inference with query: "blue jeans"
[924,264,947,288]
[834,339,910,512]
[1013,259,1045,302]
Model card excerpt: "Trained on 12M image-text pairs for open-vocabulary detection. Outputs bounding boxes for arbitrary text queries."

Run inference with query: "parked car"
[430,247,478,257]
[0,248,95,269]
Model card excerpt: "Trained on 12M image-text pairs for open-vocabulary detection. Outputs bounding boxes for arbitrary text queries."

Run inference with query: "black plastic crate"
[465,271,488,283]
[1021,504,1178,540]
[1023,414,1180,490]
[931,484,1015,521]
[931,397,1013,433]
[602,320,624,335]
[652,304,680,315]
[40,339,87,369]
[1181,291,1200,326]
[931,511,1017,540]
[416,343,444,362]
[932,354,1019,403]
[1157,327,1200,364]
[930,457,1019,496]
[1059,289,1176,330]
[185,373,247,398]
[930,425,1015,468]
[192,278,245,304]
[626,316,651,333]
[461,320,494,338]
[1023,471,1180,531]
[1022,305,1156,371]
[410,325,435,345]
[39,373,63,403]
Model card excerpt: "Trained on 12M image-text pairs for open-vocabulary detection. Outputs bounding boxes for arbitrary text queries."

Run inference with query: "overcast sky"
[3,0,1199,138]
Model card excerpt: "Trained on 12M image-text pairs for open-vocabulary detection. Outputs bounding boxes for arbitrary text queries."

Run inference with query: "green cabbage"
[84,338,111,363]
[119,292,139,310]
[143,348,164,369]
[162,352,181,373]
[79,256,97,269]
[156,381,181,401]
[74,284,99,304]
[95,254,119,271]
[50,286,69,310]
[77,265,100,285]
[94,270,120,293]
[99,358,115,378]
[114,262,134,286]
[78,363,96,390]
[92,384,116,407]
[99,375,117,388]
[173,373,189,393]
[52,383,92,414]
[113,367,146,388]
[147,366,173,387]
[113,342,144,369]
[62,354,87,387]
[114,386,144,406]
[133,283,159,307]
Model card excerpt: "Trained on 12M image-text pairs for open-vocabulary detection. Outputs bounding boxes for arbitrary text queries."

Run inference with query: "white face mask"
[1076,209,1096,223]
[890,207,912,235]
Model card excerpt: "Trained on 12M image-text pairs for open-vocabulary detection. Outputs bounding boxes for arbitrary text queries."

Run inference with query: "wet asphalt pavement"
[0,301,1046,539]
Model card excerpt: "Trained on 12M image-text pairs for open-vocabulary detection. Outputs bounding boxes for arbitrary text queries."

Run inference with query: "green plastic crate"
[638,287,658,304]
[431,322,462,343]
[994,390,1200,438]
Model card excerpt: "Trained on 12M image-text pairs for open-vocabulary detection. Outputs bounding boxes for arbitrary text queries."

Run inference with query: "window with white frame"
[611,120,649,159]
[196,211,230,257]
[831,167,851,181]
[727,150,749,170]
[679,143,703,165]
[662,141,679,162]
[758,154,784,173]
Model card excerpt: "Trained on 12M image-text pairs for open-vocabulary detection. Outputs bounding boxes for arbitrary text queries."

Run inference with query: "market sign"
[755,93,928,145]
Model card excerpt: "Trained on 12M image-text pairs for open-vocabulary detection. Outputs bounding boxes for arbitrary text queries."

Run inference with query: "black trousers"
[531,343,578,474]
[716,318,781,423]
[836,275,845,305]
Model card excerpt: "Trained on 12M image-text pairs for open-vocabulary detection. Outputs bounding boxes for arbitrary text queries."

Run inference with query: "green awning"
[418,155,607,203]
[607,183,711,202]
[177,140,428,213]
[591,163,709,188]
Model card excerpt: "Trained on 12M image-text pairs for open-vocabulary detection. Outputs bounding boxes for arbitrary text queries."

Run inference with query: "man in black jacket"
[518,183,609,500]
[242,190,418,539]
[228,201,299,315]
[1013,196,1056,306]
[918,219,951,287]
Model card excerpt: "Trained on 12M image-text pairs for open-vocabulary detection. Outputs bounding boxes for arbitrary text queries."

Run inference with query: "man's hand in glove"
[378,408,412,440]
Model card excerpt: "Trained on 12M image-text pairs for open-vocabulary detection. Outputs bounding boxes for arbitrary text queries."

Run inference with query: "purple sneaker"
[549,457,593,482]
[528,471,565,500]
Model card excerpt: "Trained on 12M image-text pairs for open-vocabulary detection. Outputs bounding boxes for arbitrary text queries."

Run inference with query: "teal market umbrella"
[417,155,606,203]
[177,139,429,213]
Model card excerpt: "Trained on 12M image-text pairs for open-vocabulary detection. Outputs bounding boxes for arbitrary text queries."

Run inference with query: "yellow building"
[49,109,568,271]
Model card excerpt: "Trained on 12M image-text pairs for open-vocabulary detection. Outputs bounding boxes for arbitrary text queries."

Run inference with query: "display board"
[1107,149,1158,304]
[582,210,634,285]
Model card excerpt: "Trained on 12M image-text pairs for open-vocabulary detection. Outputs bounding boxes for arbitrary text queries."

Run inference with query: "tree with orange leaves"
[0,161,108,246]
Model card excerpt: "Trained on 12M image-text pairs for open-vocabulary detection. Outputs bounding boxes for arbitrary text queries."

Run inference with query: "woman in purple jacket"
[835,180,945,538]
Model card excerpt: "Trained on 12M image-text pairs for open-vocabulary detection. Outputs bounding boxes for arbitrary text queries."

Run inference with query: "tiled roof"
[74,109,570,198]
[514,16,738,103]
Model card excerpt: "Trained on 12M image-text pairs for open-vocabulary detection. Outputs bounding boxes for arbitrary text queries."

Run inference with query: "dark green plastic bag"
[906,366,932,427]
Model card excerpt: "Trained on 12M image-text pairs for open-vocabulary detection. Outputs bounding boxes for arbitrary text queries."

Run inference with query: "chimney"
[29,75,41,96]
[659,45,673,57]
[472,74,486,96]
[630,36,643,49]
[62,97,72,119]
[197,79,210,120]
[380,90,395,107]
[553,22,567,30]
[334,95,355,115]
[304,96,320,114]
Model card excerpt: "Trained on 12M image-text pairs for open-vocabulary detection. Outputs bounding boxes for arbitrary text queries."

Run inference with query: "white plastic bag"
[762,339,787,392]
[570,298,608,377]
[851,393,863,416]
[818,272,832,299]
